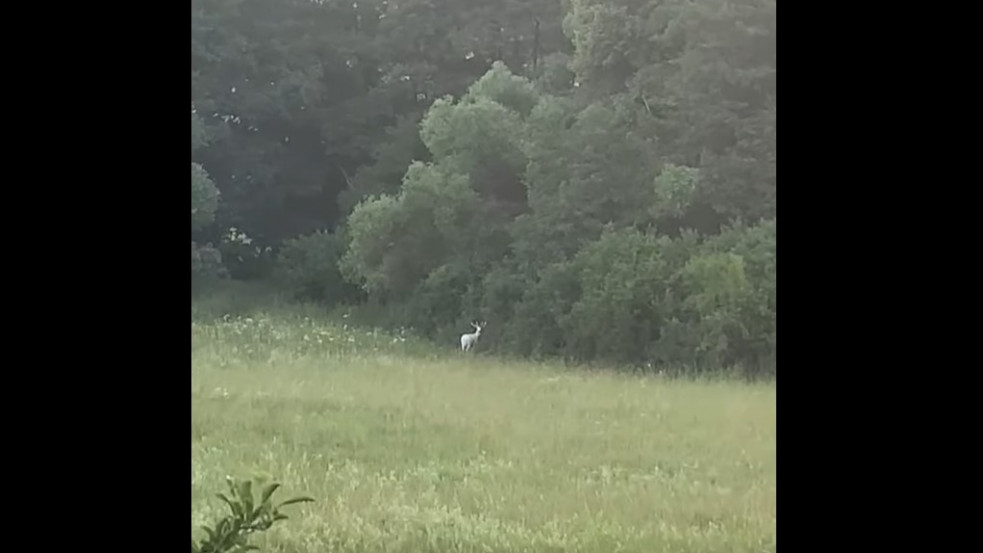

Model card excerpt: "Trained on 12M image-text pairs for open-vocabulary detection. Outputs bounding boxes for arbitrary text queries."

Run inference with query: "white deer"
[460,321,485,352]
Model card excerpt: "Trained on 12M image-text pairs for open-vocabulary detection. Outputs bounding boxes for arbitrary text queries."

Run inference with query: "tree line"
[192,0,776,375]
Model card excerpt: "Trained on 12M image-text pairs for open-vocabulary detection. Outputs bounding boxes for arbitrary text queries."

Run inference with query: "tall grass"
[192,301,776,552]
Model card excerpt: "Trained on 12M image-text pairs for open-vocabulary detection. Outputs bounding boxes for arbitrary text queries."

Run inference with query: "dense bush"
[275,230,361,304]
[476,222,775,374]
[216,227,277,281]
[192,242,227,282]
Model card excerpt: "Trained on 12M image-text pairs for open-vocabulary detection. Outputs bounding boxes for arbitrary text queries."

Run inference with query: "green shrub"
[217,227,277,281]
[193,242,227,285]
[276,230,361,304]
[472,222,774,374]
[562,228,683,365]
[192,477,313,553]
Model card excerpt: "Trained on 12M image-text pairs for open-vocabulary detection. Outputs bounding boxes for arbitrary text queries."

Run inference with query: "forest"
[191,0,776,376]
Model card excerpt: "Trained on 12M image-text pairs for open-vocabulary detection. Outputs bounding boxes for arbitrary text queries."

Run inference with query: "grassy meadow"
[191,296,776,552]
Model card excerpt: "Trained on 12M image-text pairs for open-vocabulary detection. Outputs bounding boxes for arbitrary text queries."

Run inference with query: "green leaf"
[277,496,315,507]
[260,482,281,506]
[239,480,254,520]
[216,493,243,519]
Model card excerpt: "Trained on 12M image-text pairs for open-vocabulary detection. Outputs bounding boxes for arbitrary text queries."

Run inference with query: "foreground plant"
[192,476,314,553]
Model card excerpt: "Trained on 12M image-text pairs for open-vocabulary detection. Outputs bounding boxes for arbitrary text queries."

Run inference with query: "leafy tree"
[192,162,220,232]
[651,163,700,221]
[562,0,777,225]
[336,113,430,216]
[341,162,480,299]
[510,97,657,273]
[193,111,225,281]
